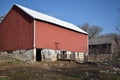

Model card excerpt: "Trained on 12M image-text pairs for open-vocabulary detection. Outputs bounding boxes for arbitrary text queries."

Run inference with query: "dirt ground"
[0,59,120,80]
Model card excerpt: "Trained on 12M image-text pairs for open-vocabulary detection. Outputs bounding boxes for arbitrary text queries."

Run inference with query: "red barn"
[0,4,88,62]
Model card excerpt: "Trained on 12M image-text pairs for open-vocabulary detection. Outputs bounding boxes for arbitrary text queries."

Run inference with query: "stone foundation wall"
[57,51,87,63]
[0,48,87,63]
[75,52,85,63]
[41,49,61,61]
[0,49,34,63]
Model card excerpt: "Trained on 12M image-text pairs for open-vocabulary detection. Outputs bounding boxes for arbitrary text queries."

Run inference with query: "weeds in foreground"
[0,60,120,80]
[16,72,32,79]
[0,77,9,80]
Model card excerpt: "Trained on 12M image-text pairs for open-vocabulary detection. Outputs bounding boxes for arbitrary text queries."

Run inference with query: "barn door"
[36,49,42,61]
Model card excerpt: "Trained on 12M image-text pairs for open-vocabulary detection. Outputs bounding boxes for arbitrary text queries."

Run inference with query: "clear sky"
[0,0,120,34]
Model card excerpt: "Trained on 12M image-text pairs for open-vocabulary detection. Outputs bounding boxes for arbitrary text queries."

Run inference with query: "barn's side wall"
[0,6,34,51]
[35,20,88,52]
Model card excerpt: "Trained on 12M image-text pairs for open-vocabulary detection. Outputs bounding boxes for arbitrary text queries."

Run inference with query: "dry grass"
[0,59,120,80]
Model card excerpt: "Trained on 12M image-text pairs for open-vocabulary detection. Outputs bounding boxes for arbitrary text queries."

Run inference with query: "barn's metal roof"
[14,4,87,34]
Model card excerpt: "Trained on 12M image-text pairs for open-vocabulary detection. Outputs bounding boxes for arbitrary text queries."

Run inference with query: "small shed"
[88,36,118,62]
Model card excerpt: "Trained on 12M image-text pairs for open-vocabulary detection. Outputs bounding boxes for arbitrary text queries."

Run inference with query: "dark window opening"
[7,50,13,54]
[61,51,67,60]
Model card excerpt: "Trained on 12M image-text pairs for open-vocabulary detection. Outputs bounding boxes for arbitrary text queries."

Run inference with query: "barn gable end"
[0,5,34,51]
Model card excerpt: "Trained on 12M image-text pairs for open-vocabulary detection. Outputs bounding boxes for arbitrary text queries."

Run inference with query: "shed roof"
[14,4,87,34]
[89,36,115,45]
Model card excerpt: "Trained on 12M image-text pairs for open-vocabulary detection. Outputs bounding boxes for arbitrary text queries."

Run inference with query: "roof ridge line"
[14,4,88,34]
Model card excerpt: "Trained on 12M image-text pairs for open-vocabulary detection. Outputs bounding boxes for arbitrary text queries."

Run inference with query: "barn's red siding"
[0,5,88,52]
[35,20,88,52]
[0,6,34,51]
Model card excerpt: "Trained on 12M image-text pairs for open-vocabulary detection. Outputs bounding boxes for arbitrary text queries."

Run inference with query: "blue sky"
[0,0,120,34]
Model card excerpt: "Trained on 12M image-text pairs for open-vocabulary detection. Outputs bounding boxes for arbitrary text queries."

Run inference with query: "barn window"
[7,50,13,54]
[77,53,79,57]
[61,51,67,60]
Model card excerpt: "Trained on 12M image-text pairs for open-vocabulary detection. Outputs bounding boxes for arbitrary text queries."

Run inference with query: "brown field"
[0,59,120,80]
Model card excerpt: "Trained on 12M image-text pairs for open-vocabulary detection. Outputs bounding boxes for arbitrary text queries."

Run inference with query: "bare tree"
[101,33,120,66]
[115,8,120,34]
[80,23,102,39]
[80,23,89,32]
[115,25,120,33]
[113,9,120,66]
